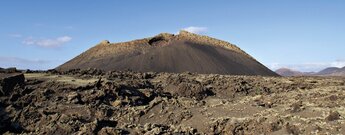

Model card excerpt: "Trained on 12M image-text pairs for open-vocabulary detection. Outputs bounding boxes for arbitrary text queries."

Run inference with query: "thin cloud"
[0,56,52,69]
[0,57,48,64]
[330,59,345,68]
[182,26,208,34]
[9,34,22,38]
[22,36,72,48]
[64,26,74,29]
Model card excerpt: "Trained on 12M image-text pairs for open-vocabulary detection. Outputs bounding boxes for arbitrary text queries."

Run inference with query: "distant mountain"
[316,67,345,76]
[275,68,305,76]
[57,31,278,76]
[275,66,345,76]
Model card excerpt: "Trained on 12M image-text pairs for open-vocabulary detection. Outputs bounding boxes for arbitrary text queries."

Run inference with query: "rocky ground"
[1,68,345,134]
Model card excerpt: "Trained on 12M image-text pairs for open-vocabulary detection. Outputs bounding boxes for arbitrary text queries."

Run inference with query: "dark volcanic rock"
[1,70,344,134]
[0,73,25,96]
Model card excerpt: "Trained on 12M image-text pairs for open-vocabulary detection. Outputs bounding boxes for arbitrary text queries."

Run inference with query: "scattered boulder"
[100,40,110,45]
[0,73,25,96]
[67,91,80,104]
[148,33,174,46]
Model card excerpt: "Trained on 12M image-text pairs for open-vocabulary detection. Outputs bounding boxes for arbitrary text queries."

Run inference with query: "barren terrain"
[1,69,345,134]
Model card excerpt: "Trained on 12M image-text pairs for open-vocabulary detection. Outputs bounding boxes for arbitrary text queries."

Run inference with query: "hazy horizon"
[1,0,344,72]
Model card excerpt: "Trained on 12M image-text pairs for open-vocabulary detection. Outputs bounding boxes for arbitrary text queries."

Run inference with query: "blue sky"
[1,0,345,72]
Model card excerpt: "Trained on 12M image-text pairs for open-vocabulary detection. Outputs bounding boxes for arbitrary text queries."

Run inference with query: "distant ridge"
[316,67,345,76]
[57,31,278,76]
[275,66,345,76]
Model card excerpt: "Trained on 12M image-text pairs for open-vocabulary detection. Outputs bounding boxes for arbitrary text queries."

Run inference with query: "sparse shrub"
[329,95,338,101]
[255,87,261,95]
[286,123,300,135]
[326,111,341,121]
[291,101,303,113]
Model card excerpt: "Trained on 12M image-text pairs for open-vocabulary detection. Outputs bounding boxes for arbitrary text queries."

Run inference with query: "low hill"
[316,67,345,76]
[275,68,305,76]
[57,31,278,76]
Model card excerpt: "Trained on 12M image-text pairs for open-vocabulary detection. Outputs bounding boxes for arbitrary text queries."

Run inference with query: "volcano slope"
[1,69,345,134]
[57,31,278,76]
